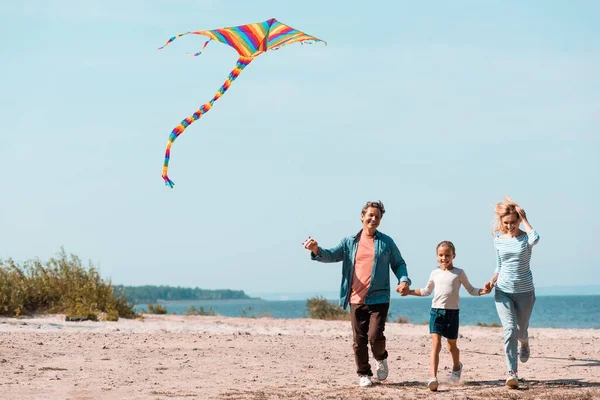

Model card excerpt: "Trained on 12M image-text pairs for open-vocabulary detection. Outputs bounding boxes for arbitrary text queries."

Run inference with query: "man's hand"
[302,236,319,255]
[396,282,409,296]
[484,281,494,291]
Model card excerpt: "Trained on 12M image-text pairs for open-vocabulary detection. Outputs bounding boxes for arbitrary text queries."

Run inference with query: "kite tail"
[162,56,254,188]
[157,32,192,50]
[187,40,211,56]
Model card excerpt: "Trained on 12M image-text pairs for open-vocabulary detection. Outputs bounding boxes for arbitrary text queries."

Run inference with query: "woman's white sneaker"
[506,371,519,389]
[519,345,530,363]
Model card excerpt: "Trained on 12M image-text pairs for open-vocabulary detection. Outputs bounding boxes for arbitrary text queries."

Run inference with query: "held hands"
[479,280,495,295]
[302,236,319,255]
[395,282,409,296]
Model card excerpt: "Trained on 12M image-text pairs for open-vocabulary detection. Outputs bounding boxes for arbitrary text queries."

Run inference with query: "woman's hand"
[515,206,527,221]
[505,195,533,231]
[505,195,526,220]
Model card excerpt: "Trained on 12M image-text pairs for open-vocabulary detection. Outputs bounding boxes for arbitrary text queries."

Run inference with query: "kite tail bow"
[162,56,254,188]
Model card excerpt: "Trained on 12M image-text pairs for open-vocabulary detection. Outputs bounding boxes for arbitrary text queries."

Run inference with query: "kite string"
[162,56,254,188]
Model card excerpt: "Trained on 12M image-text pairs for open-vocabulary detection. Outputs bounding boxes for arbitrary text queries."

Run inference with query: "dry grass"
[477,322,502,328]
[0,248,136,320]
[306,296,350,321]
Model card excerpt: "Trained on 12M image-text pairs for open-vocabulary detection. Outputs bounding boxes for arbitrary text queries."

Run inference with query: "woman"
[485,196,540,389]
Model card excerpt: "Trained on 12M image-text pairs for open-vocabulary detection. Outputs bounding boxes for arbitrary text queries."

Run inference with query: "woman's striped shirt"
[494,230,540,293]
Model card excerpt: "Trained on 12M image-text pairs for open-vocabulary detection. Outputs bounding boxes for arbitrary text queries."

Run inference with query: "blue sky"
[1,1,598,297]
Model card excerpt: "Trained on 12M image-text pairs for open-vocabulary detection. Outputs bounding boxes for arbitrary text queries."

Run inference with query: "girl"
[484,196,540,389]
[407,241,490,391]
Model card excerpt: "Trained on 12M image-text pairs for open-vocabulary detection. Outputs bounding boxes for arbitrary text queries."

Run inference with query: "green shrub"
[0,248,136,319]
[186,305,216,316]
[306,296,350,321]
[477,322,502,328]
[147,302,167,314]
[240,306,254,318]
[103,308,120,321]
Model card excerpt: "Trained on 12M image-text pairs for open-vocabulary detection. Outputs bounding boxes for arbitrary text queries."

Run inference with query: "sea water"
[133,295,600,329]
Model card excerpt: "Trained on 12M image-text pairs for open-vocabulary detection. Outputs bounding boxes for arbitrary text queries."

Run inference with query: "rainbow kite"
[158,18,326,188]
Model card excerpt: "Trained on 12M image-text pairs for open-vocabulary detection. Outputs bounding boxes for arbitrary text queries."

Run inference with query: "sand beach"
[0,314,598,399]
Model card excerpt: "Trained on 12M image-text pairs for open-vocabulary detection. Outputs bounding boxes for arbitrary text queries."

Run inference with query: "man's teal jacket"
[311,229,410,309]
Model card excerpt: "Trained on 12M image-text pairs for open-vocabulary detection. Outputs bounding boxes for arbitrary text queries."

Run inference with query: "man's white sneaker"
[449,362,463,384]
[506,371,519,389]
[375,358,388,380]
[519,344,530,363]
[427,377,439,391]
[359,375,373,387]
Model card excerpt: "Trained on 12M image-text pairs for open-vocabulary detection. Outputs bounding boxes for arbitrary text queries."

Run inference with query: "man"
[302,201,410,387]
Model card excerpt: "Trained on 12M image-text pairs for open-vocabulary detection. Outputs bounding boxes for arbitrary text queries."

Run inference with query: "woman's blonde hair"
[493,199,520,236]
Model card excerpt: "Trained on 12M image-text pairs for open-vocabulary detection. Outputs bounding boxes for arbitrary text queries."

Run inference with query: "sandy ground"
[0,314,599,400]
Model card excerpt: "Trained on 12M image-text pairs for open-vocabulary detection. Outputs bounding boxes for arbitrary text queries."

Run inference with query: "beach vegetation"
[186,305,216,316]
[477,322,502,328]
[306,296,350,321]
[147,302,167,314]
[0,248,136,320]
[241,306,255,318]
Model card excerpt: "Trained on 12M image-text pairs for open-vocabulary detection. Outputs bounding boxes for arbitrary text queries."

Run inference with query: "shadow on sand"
[379,378,600,392]
[465,379,600,389]
[464,350,600,368]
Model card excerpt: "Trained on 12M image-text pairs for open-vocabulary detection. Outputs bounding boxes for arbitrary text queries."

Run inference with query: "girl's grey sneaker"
[359,375,373,387]
[506,371,519,389]
[375,358,388,380]
[449,362,463,384]
[519,345,530,363]
[427,377,439,391]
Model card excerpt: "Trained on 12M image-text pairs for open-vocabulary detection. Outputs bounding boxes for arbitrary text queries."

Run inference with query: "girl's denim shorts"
[429,308,460,339]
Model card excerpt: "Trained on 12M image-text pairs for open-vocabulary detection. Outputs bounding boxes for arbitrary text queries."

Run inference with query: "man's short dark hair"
[361,201,385,216]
